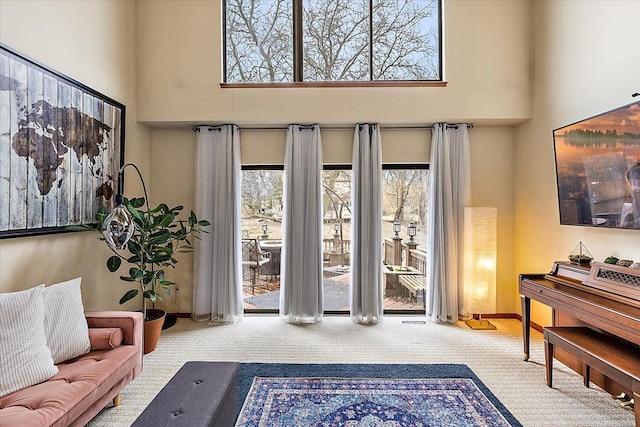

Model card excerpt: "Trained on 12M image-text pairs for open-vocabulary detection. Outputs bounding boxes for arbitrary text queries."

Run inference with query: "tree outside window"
[225,0,442,83]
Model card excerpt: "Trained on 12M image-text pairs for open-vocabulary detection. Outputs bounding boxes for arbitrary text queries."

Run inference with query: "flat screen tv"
[553,100,640,230]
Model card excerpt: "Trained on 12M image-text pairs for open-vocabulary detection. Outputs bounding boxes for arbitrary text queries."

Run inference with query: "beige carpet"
[88,316,635,427]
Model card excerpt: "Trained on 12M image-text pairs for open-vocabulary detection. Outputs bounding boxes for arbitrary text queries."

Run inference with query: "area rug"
[236,363,521,427]
[244,279,349,310]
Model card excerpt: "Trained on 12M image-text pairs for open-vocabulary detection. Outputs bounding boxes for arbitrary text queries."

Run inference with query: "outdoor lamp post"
[408,222,417,243]
[392,221,402,266]
[333,222,340,236]
[261,221,269,240]
[393,221,401,238]
[406,221,418,253]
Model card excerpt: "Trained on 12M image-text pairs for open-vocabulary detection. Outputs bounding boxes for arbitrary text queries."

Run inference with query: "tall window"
[224,0,442,83]
[240,165,428,313]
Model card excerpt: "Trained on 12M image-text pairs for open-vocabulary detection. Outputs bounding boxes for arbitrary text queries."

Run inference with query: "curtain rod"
[192,123,473,132]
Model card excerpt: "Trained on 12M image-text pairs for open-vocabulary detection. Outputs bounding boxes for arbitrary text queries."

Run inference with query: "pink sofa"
[0,311,143,427]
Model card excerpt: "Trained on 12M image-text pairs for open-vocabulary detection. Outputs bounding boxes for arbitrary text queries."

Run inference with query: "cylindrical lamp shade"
[463,207,497,315]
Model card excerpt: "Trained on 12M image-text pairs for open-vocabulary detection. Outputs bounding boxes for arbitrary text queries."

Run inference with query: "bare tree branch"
[226,0,440,82]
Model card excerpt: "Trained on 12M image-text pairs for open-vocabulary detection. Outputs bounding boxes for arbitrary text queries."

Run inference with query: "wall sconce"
[463,207,497,330]
[393,221,401,237]
[407,222,416,242]
[102,163,149,251]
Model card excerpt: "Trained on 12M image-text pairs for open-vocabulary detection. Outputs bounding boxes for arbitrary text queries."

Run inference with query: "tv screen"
[553,101,640,230]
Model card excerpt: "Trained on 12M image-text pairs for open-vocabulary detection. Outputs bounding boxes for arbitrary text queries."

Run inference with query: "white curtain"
[426,123,471,323]
[350,124,384,324]
[192,125,243,324]
[280,124,324,323]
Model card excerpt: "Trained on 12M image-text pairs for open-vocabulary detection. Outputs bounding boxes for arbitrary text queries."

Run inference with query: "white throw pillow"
[0,285,58,397]
[44,277,91,363]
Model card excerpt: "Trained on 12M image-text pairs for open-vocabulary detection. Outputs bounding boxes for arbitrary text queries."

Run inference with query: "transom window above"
[224,0,442,84]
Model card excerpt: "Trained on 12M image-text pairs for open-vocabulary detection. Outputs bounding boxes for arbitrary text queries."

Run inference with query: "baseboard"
[171,311,543,331]
[472,313,543,332]
[168,312,192,318]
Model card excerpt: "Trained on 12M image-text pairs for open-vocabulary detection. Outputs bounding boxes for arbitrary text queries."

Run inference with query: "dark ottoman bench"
[132,361,240,427]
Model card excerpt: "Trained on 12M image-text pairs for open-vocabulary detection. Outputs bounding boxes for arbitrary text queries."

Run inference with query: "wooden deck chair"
[241,239,271,294]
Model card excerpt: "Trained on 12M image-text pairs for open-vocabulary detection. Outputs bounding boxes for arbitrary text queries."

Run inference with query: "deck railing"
[384,237,427,275]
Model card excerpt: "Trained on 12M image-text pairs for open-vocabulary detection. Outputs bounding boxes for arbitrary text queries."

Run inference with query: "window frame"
[241,163,428,315]
[222,0,444,87]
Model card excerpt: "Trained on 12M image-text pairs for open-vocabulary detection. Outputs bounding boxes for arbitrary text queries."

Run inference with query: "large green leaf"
[129,197,146,209]
[158,214,173,228]
[127,240,142,254]
[128,205,144,222]
[149,253,172,263]
[143,290,158,302]
[119,289,138,304]
[107,256,122,272]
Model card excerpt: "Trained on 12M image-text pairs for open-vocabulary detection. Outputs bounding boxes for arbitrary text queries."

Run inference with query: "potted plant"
[93,196,209,353]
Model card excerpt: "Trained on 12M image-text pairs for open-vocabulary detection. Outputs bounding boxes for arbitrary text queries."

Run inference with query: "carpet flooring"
[236,363,521,426]
[87,317,635,427]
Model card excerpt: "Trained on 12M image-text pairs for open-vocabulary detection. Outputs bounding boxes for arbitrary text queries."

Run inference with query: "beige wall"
[136,0,532,125]
[0,0,151,311]
[1,0,525,316]
[140,0,529,313]
[515,0,640,326]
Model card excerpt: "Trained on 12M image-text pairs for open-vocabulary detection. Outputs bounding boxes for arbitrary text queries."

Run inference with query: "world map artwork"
[0,46,124,237]
[11,99,112,197]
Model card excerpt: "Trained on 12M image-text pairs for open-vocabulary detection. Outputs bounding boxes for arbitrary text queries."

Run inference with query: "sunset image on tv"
[553,101,640,230]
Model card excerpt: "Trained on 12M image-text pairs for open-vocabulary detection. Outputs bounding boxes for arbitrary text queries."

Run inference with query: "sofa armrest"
[85,311,143,348]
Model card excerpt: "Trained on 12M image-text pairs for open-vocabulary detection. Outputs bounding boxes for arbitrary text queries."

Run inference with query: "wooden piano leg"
[521,295,531,361]
[633,391,639,427]
[544,334,554,387]
[583,363,590,388]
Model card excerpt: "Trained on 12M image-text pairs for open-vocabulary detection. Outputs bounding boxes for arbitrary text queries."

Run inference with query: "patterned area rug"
[236,364,521,427]
[236,377,514,426]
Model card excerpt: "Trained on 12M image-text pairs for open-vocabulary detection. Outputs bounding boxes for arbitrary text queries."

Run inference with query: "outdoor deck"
[242,272,424,312]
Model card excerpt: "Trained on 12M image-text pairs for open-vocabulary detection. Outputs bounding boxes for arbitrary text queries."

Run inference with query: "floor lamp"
[463,207,497,330]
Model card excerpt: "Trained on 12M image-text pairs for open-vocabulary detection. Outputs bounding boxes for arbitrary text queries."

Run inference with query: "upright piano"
[519,261,640,396]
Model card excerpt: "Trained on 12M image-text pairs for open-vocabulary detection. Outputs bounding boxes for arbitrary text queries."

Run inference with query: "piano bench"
[544,326,640,427]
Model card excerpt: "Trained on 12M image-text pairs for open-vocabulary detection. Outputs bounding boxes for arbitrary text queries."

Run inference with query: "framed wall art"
[553,100,640,230]
[0,44,125,238]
